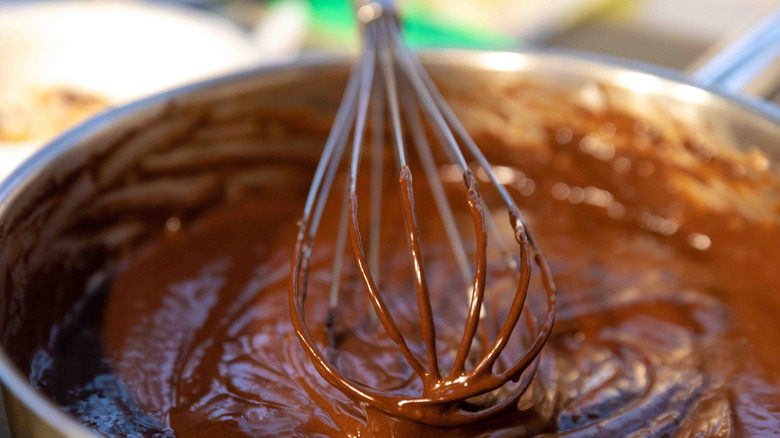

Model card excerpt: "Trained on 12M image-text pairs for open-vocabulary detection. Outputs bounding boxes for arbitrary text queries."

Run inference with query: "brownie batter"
[28,106,780,437]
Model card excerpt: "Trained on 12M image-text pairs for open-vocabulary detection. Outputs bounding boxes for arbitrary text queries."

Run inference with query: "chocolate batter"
[28,102,780,437]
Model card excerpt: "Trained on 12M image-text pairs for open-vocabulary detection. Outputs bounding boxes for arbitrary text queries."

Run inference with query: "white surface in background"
[0,145,36,183]
[251,0,310,60]
[0,0,263,103]
[0,0,307,182]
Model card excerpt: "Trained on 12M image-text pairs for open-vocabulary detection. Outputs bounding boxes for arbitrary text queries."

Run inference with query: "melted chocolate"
[289,161,556,434]
[29,107,780,437]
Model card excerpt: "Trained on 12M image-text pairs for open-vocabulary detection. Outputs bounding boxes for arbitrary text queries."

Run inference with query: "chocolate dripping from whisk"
[289,4,557,430]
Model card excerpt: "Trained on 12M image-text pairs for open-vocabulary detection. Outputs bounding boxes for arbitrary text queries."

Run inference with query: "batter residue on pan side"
[30,107,780,437]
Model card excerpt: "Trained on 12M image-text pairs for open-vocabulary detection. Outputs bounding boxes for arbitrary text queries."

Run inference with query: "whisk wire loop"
[290,7,557,426]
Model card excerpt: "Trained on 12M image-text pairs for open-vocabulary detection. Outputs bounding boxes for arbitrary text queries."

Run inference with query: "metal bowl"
[0,49,778,437]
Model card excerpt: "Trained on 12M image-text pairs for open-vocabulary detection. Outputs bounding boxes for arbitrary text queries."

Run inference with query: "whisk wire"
[300,61,360,238]
[368,63,385,295]
[327,184,350,317]
[299,63,360,306]
[386,23,470,174]
[399,83,472,287]
[377,19,442,379]
[290,4,557,426]
[387,20,557,381]
[348,26,377,194]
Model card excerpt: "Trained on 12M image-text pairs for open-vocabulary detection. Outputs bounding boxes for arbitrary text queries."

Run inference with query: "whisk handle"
[354,0,397,23]
[354,0,396,9]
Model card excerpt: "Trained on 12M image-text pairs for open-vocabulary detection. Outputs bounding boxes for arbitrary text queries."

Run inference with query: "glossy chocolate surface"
[20,82,780,437]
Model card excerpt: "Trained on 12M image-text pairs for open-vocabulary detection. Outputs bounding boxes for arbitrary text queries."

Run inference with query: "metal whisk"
[289,0,556,427]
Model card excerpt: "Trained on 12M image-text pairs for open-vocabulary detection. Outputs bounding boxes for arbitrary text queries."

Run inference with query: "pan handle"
[687,6,780,99]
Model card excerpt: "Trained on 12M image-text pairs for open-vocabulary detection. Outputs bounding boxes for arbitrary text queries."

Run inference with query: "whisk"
[289,0,556,427]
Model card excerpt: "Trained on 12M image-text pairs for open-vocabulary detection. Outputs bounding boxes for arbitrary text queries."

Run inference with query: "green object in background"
[307,0,357,48]
[307,0,516,49]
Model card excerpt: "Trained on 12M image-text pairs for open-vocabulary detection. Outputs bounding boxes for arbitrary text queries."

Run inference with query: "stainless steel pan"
[0,10,779,438]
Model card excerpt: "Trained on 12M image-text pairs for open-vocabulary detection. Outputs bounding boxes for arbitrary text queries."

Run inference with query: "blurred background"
[1,0,779,180]
[0,0,777,435]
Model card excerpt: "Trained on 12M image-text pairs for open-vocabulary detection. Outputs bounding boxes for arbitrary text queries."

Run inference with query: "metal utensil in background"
[689,5,780,100]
